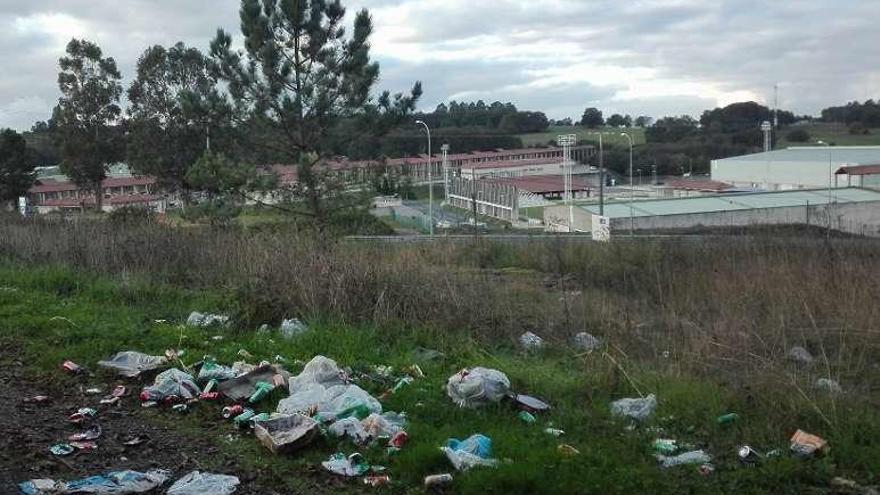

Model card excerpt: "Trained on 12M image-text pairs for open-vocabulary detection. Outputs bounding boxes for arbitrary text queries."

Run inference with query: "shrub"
[786,129,811,142]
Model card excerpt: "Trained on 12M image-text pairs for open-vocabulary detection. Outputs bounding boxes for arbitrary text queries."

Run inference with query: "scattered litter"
[254,414,320,454]
[424,474,453,489]
[363,475,390,487]
[49,443,75,456]
[139,369,200,402]
[97,351,167,378]
[698,464,715,476]
[737,445,762,464]
[322,453,370,477]
[573,332,602,352]
[69,441,97,451]
[787,346,814,365]
[69,408,98,424]
[186,312,229,327]
[610,394,657,422]
[222,405,245,419]
[557,444,581,456]
[19,470,169,495]
[198,359,237,381]
[167,471,240,495]
[237,349,253,359]
[388,431,408,449]
[85,388,103,395]
[232,409,256,428]
[288,356,347,391]
[511,394,551,413]
[441,434,498,471]
[69,426,102,442]
[61,361,84,375]
[328,412,405,443]
[790,429,828,457]
[248,381,275,403]
[279,318,308,339]
[657,450,711,468]
[217,364,287,402]
[122,435,150,447]
[653,438,679,455]
[518,411,536,424]
[279,382,381,420]
[172,404,189,413]
[519,331,545,350]
[24,395,51,404]
[544,428,565,437]
[446,368,511,408]
[716,412,738,425]
[814,378,843,395]
[404,364,425,379]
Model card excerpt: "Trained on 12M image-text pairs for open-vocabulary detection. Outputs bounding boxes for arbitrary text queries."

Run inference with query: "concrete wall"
[711,159,838,190]
[543,205,593,233]
[609,201,880,237]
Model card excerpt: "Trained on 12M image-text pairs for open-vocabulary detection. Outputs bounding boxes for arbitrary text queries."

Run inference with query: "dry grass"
[2,215,878,394]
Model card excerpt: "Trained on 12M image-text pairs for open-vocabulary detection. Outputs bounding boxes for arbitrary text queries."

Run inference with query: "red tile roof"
[38,195,162,208]
[835,164,880,176]
[462,157,566,171]
[29,176,156,194]
[489,175,590,194]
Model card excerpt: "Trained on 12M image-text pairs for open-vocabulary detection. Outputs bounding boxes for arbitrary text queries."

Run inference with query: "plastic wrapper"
[288,355,346,392]
[19,470,169,494]
[519,332,545,350]
[97,351,167,378]
[278,383,381,419]
[610,394,657,421]
[166,471,239,495]
[279,318,308,339]
[185,312,229,327]
[140,369,199,401]
[441,434,498,471]
[657,450,711,468]
[446,368,511,408]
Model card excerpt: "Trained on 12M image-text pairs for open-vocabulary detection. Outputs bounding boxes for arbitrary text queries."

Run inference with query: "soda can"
[23,395,50,404]
[222,405,244,419]
[69,408,98,424]
[233,409,256,427]
[363,476,390,487]
[737,445,761,463]
[111,385,127,397]
[199,392,220,401]
[717,413,739,425]
[544,428,565,437]
[518,411,537,424]
[70,441,97,451]
[424,474,453,488]
[388,431,408,449]
[100,396,120,406]
[557,444,581,456]
[61,361,83,374]
[203,380,218,394]
[85,388,102,395]
[49,443,75,456]
[141,401,159,408]
[172,404,189,413]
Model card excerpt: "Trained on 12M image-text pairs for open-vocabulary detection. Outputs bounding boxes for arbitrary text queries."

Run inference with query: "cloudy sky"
[1,0,878,130]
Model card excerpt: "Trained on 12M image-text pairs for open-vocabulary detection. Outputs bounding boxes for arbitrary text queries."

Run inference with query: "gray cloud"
[0,0,877,131]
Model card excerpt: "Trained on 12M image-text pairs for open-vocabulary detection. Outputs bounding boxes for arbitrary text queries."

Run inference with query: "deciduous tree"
[0,129,36,202]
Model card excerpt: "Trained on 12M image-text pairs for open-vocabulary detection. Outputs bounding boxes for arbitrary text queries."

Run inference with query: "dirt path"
[0,347,281,494]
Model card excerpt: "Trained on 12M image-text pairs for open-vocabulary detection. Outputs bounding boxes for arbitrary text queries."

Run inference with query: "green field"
[776,123,880,148]
[518,126,647,148]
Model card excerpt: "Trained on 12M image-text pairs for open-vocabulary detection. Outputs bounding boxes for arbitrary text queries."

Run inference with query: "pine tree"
[52,39,123,212]
[0,129,36,202]
[210,0,422,226]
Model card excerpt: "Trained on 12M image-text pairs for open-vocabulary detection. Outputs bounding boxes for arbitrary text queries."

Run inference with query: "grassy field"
[777,123,880,148]
[2,264,878,494]
[518,126,647,148]
[1,218,879,493]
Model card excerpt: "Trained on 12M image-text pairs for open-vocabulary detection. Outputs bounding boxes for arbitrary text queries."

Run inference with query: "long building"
[711,146,880,190]
[27,176,165,214]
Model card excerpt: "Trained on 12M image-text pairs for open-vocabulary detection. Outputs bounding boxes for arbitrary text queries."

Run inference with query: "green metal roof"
[579,187,880,219]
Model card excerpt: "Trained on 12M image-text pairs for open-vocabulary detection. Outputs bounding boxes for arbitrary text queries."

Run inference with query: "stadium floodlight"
[556,134,577,231]
[620,132,634,237]
[415,120,433,236]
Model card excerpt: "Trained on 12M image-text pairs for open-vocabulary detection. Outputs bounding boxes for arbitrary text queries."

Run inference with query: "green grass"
[777,123,880,148]
[518,126,647,148]
[2,265,878,493]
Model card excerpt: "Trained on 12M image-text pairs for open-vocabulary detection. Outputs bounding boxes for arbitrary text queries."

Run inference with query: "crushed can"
[69,408,98,424]
[653,439,679,455]
[717,413,739,425]
[199,392,220,401]
[424,474,453,488]
[100,396,120,406]
[61,361,83,374]
[388,431,408,449]
[248,381,274,404]
[518,411,537,424]
[49,443,75,456]
[172,404,188,413]
[203,379,218,394]
[544,428,565,437]
[233,409,256,427]
[70,441,97,451]
[222,405,244,419]
[363,475,390,487]
[737,445,761,464]
[23,395,50,404]
[111,385,127,397]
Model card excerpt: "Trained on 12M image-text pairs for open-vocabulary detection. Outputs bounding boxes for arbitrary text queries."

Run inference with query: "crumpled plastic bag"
[140,369,200,402]
[441,434,498,471]
[166,471,239,495]
[610,394,657,422]
[288,355,346,393]
[328,412,406,443]
[186,312,229,327]
[279,318,308,339]
[446,368,511,408]
[322,453,370,477]
[198,360,237,382]
[519,332,545,350]
[97,351,167,378]
[277,383,381,419]
[573,332,602,352]
[19,469,170,495]
[656,450,711,468]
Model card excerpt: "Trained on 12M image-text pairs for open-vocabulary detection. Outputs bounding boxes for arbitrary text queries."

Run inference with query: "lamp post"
[441,143,450,204]
[588,132,606,216]
[620,132,634,236]
[817,140,834,235]
[415,120,433,236]
[557,133,577,232]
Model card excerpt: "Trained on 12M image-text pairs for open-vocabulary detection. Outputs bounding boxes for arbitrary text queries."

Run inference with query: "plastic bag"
[288,355,346,392]
[657,450,711,468]
[277,382,327,415]
[279,318,308,339]
[446,368,511,408]
[328,412,406,443]
[318,384,382,419]
[519,332,545,350]
[328,417,371,444]
[140,369,199,402]
[322,453,370,477]
[20,470,170,494]
[573,332,602,352]
[610,394,657,421]
[166,471,239,495]
[198,360,237,382]
[97,352,166,378]
[185,312,229,328]
[441,434,497,471]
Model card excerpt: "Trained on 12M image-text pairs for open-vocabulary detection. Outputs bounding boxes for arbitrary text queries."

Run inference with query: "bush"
[786,129,811,142]
[849,123,870,135]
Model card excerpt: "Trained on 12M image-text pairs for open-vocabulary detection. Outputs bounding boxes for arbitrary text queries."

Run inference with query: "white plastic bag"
[279,318,308,339]
[446,368,511,408]
[97,351,166,378]
[140,369,200,402]
[610,394,657,421]
[166,471,239,495]
[288,356,346,393]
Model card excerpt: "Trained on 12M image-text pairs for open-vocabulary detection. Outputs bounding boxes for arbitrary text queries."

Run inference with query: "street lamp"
[587,132,606,216]
[817,140,834,234]
[557,134,577,232]
[620,132,634,236]
[415,120,433,236]
[441,143,450,204]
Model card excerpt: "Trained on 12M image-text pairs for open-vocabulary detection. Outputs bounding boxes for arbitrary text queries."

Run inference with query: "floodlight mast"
[557,134,577,232]
[415,120,433,236]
